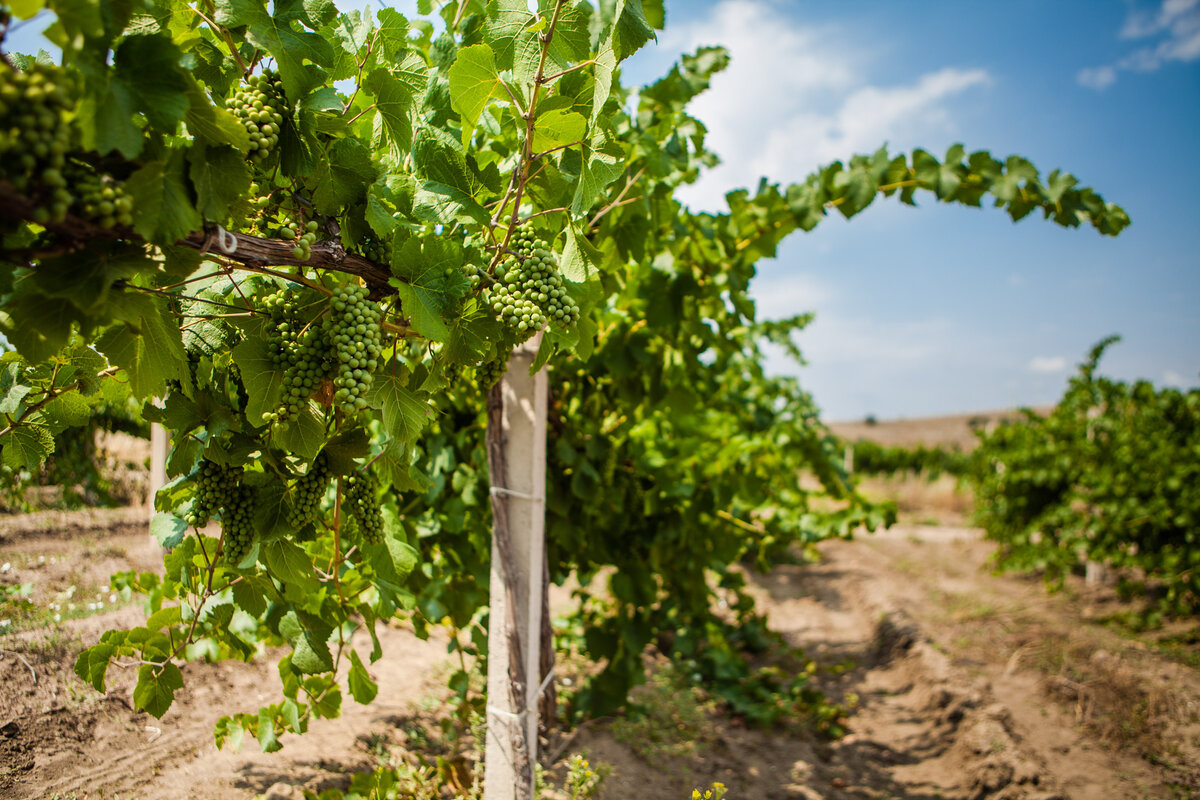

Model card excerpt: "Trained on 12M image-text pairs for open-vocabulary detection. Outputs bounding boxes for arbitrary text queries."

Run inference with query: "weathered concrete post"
[484,335,550,800]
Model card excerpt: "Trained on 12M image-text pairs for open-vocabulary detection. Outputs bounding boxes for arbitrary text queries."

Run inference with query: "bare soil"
[828,408,1053,452]
[2,510,1197,800]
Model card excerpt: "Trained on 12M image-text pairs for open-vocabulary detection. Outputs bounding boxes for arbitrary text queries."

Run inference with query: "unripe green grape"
[345,471,384,546]
[287,454,330,530]
[322,284,384,415]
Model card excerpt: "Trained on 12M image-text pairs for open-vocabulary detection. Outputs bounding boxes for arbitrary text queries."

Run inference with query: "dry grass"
[855,473,974,526]
[1023,633,1188,765]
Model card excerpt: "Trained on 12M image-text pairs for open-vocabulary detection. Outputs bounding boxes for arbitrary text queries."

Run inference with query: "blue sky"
[621,0,1200,420]
[6,0,1198,420]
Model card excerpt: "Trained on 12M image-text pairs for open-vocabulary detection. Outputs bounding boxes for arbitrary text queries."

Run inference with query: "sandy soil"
[1,514,1197,800]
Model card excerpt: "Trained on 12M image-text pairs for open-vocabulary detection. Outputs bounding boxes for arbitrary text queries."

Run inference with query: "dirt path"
[2,521,1197,799]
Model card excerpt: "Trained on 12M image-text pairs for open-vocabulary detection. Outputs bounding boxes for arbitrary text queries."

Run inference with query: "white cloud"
[1029,356,1067,374]
[794,314,955,366]
[1163,369,1186,387]
[1079,0,1200,89]
[1077,65,1118,90]
[657,0,990,211]
[750,273,835,319]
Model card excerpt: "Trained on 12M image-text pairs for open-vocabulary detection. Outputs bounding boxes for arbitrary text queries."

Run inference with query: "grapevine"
[287,454,331,530]
[185,460,240,528]
[489,228,580,343]
[0,0,1133,758]
[228,72,287,164]
[327,284,383,414]
[65,159,134,229]
[345,471,383,547]
[221,483,257,566]
[263,289,333,426]
[0,62,72,221]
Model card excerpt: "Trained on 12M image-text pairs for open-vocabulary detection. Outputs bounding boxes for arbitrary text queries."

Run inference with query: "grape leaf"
[232,337,285,425]
[532,108,586,154]
[44,391,91,429]
[311,138,377,216]
[412,126,476,197]
[571,122,624,215]
[590,40,616,122]
[262,539,320,594]
[214,0,336,101]
[481,0,532,72]
[189,145,252,223]
[133,662,184,719]
[0,424,54,469]
[124,153,203,245]
[150,513,188,549]
[114,35,190,133]
[609,0,656,60]
[84,79,142,159]
[364,68,416,153]
[448,44,501,148]
[279,610,334,674]
[347,650,378,704]
[276,407,326,461]
[257,707,281,753]
[74,643,116,691]
[1,293,82,363]
[560,222,601,283]
[96,294,189,399]
[185,82,252,152]
[444,308,501,365]
[413,182,490,227]
[368,372,433,447]
[0,369,32,416]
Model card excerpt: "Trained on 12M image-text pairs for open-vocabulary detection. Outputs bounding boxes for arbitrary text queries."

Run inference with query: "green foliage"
[0,0,1128,749]
[969,338,1199,614]
[849,440,971,479]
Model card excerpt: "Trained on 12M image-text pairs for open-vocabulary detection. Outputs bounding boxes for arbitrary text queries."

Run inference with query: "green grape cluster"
[476,344,512,391]
[229,72,287,162]
[221,484,257,565]
[361,236,392,267]
[326,285,383,414]
[65,160,133,228]
[262,289,333,426]
[277,215,320,261]
[0,63,74,220]
[489,228,579,343]
[462,262,483,291]
[287,454,330,530]
[185,460,241,528]
[345,471,383,546]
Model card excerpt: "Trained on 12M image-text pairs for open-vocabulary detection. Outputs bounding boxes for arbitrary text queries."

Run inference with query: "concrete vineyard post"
[484,334,551,800]
[149,422,168,522]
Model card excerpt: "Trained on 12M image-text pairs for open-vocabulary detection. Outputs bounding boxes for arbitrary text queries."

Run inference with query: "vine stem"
[191,3,248,75]
[733,178,922,251]
[0,185,397,290]
[0,365,119,440]
[489,0,569,270]
[588,167,644,230]
[342,30,377,115]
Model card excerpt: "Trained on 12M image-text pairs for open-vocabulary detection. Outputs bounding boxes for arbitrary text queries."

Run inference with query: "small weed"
[612,664,716,763]
[690,783,727,800]
[562,755,610,800]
